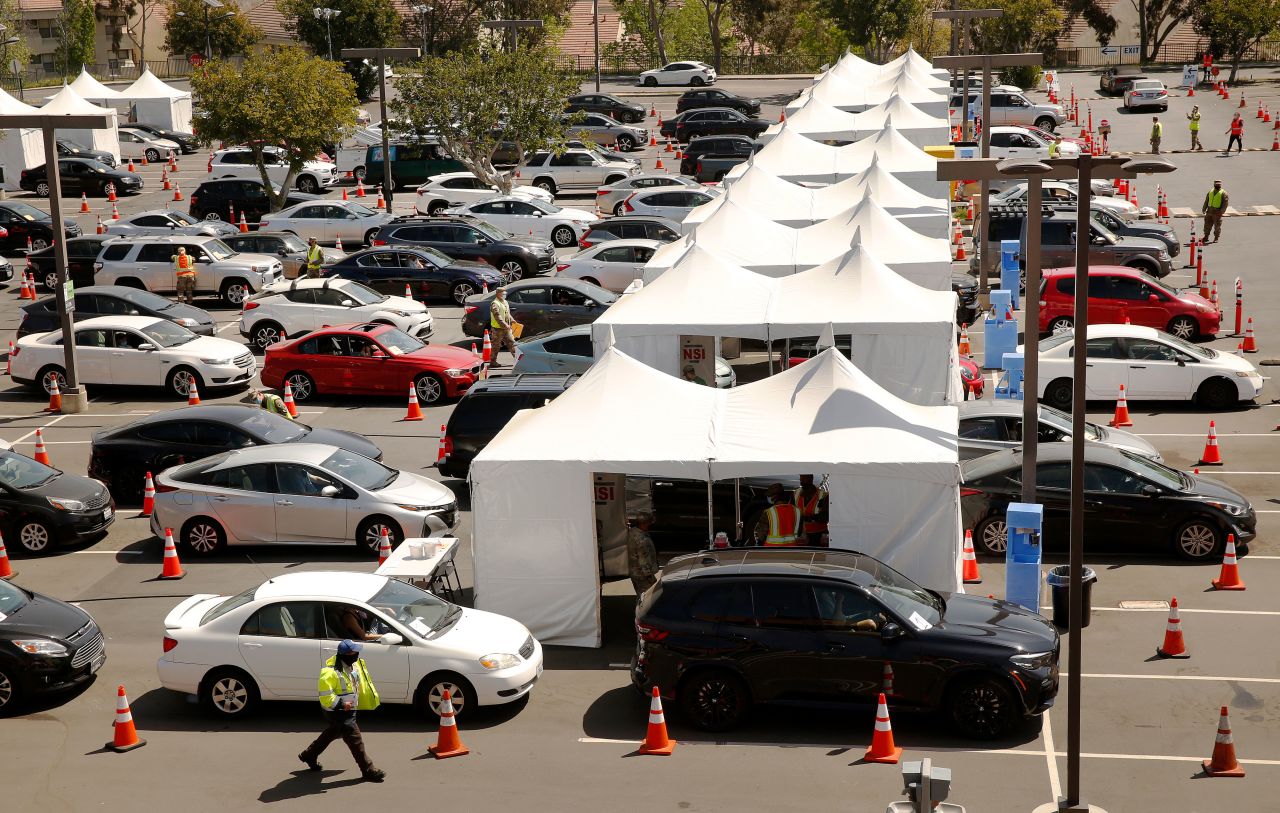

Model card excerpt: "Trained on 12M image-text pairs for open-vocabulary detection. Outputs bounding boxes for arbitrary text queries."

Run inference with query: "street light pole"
[592,0,600,92]
[340,46,420,208]
[411,5,432,58]
[314,8,341,61]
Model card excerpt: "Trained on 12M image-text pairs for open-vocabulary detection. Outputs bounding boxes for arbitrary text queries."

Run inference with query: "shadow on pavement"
[259,770,367,802]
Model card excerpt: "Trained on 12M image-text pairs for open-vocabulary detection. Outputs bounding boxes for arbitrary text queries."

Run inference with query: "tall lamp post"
[411,5,432,58]
[340,46,420,208]
[931,8,1003,142]
[175,0,226,60]
[313,7,341,60]
[1,27,21,102]
[482,19,543,53]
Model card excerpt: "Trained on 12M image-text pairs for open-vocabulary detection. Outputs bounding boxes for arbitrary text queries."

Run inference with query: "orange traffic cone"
[482,330,492,363]
[377,527,393,565]
[140,153,148,166]
[375,186,386,209]
[648,133,657,147]
[32,428,50,465]
[341,187,349,201]
[111,201,120,220]
[1211,279,1219,311]
[1242,318,1258,352]
[186,379,201,406]
[79,193,90,213]
[1273,132,1279,151]
[1211,534,1246,590]
[405,283,413,299]
[172,181,183,202]
[649,104,656,117]
[1239,93,1246,109]
[47,376,62,413]
[282,382,299,417]
[0,531,13,578]
[404,383,424,421]
[139,472,155,518]
[961,529,981,584]
[108,684,146,752]
[428,689,470,758]
[1202,705,1246,777]
[436,424,447,465]
[127,158,135,172]
[958,324,971,357]
[96,216,105,235]
[952,224,962,245]
[334,236,344,253]
[638,686,676,755]
[107,184,118,202]
[239,213,249,233]
[655,156,665,171]
[954,239,966,261]
[1156,596,1190,658]
[665,138,674,153]
[863,692,903,764]
[355,179,366,197]
[159,527,186,580]
[1109,384,1133,427]
[1198,420,1222,465]
[881,662,895,697]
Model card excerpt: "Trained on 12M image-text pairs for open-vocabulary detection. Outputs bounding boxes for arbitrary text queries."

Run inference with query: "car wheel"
[551,225,576,248]
[644,76,658,87]
[166,366,203,399]
[220,279,251,306]
[973,516,1008,556]
[947,676,1017,739]
[1047,316,1073,333]
[284,371,315,402]
[251,321,285,351]
[534,177,557,195]
[1196,377,1238,411]
[415,373,445,405]
[451,281,477,305]
[296,175,319,194]
[144,148,160,163]
[679,669,749,732]
[34,181,50,197]
[0,665,20,714]
[1167,315,1198,340]
[29,237,50,252]
[1044,377,1074,411]
[42,269,59,292]
[616,135,636,151]
[37,365,67,396]
[1035,117,1057,131]
[15,518,54,555]
[203,211,223,222]
[353,166,366,181]
[416,673,475,720]
[1173,518,1222,561]
[181,516,226,555]
[499,258,525,281]
[613,201,628,216]
[363,230,379,247]
[580,276,601,287]
[356,516,403,555]
[428,200,449,215]
[691,76,705,86]
[200,668,259,717]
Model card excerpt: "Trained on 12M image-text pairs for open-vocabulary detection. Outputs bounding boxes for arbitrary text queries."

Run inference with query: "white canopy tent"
[67,67,125,105]
[41,86,120,161]
[592,243,960,405]
[762,94,949,148]
[788,67,949,117]
[0,89,46,191]
[471,347,963,646]
[120,69,193,133]
[885,46,951,81]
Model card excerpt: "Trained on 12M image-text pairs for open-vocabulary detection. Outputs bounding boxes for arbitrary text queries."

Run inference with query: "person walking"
[793,474,829,547]
[1201,180,1229,244]
[304,237,325,279]
[298,640,385,782]
[757,483,801,546]
[1149,116,1163,154]
[1187,105,1203,150]
[172,246,197,305]
[627,512,659,594]
[1224,114,1244,155]
[488,287,518,365]
[241,387,293,418]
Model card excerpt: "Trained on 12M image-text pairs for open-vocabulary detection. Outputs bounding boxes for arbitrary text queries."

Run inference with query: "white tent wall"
[762,96,949,150]
[0,127,45,191]
[121,70,194,132]
[67,68,125,104]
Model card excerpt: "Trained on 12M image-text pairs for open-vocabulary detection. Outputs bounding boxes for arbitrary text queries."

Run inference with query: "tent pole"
[706,470,715,548]
[766,327,773,375]
[734,479,742,542]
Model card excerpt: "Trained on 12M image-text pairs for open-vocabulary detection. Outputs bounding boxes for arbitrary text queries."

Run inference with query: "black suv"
[26,235,110,292]
[0,201,81,253]
[633,548,1060,738]
[566,93,646,124]
[664,108,771,142]
[438,374,579,477]
[676,88,761,116]
[680,135,761,175]
[188,179,325,224]
[372,216,556,280]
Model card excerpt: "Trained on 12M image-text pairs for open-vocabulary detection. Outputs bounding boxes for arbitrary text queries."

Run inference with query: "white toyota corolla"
[158,571,543,719]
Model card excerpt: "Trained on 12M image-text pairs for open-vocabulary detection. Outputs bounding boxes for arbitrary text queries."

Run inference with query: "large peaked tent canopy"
[788,67,948,117]
[40,86,120,160]
[67,67,125,104]
[120,68,194,132]
[763,94,949,148]
[0,88,46,191]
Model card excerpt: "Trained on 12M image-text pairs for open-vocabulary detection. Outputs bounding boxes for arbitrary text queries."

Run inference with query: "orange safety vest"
[763,503,800,546]
[794,487,828,535]
[1203,54,1212,68]
[174,254,195,277]
[1230,119,1243,136]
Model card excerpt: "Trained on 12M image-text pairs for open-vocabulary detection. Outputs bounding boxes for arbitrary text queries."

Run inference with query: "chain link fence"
[1048,40,1280,69]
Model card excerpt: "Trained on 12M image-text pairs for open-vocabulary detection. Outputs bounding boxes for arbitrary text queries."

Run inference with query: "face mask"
[338,652,358,667]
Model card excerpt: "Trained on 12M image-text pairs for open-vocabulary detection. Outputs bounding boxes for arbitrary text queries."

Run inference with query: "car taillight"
[464,305,477,315]
[596,189,609,195]
[636,623,669,642]
[556,262,570,273]
[441,434,454,459]
[155,482,179,493]
[696,161,703,174]
[8,345,18,357]
[162,636,178,653]
[372,239,387,246]
[960,488,982,497]
[242,300,258,310]
[258,221,269,229]
[188,194,198,208]
[623,194,635,213]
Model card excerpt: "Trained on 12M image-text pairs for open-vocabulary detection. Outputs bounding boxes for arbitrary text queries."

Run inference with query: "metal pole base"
[60,386,89,414]
[1033,800,1108,813]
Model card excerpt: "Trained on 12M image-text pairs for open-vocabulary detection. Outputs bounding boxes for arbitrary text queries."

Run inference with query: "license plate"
[90,653,105,673]
[102,506,113,521]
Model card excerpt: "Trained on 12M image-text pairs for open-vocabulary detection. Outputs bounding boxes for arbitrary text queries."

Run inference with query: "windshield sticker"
[908,611,933,631]
[409,617,432,635]
[386,346,404,356]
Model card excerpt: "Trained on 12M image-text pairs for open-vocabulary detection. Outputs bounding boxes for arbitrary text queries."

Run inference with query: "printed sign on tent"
[593,473,628,577]
[679,335,715,386]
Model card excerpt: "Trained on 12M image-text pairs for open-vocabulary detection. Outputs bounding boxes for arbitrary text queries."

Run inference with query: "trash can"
[1045,565,1096,630]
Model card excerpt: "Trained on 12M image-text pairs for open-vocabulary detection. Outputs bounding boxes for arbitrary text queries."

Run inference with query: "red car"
[260,322,483,405]
[1039,266,1219,340]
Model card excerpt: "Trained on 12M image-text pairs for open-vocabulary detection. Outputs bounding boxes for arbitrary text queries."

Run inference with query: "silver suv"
[94,235,284,305]
[564,113,649,152]
[515,149,640,195]
[960,91,1065,131]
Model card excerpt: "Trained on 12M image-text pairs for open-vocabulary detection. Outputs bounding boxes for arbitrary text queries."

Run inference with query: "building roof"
[557,0,621,63]
[18,0,63,12]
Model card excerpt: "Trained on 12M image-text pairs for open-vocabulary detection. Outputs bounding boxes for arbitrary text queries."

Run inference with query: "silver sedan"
[565,113,650,152]
[595,174,706,217]
[104,209,240,238]
[957,400,1162,462]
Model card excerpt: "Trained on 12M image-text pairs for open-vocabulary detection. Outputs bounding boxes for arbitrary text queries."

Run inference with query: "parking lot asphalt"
[2,70,1280,812]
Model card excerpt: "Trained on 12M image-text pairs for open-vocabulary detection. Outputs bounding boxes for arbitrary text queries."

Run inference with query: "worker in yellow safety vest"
[758,483,801,546]
[305,237,325,278]
[298,639,385,782]
[794,474,829,546]
[172,246,197,304]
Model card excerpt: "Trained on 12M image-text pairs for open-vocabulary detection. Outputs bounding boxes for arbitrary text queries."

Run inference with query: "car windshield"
[200,585,258,625]
[320,448,398,490]
[168,211,198,226]
[1092,222,1118,242]
[1038,330,1075,352]
[865,561,944,628]
[0,579,30,615]
[341,281,386,305]
[0,451,59,489]
[240,411,309,443]
[368,578,458,636]
[470,221,506,241]
[1038,404,1102,440]
[203,239,234,260]
[5,202,49,222]
[991,185,1023,202]
[1160,332,1214,360]
[141,319,198,347]
[1121,448,1187,490]
[411,245,454,265]
[347,203,378,217]
[375,328,425,355]
[278,234,309,252]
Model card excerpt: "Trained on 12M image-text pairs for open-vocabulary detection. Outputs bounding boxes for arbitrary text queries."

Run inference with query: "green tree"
[1194,0,1280,82]
[691,0,732,70]
[164,0,262,58]
[54,0,96,76]
[734,0,844,69]
[0,0,31,81]
[277,0,401,101]
[1129,0,1194,62]
[961,0,1063,86]
[403,1,485,56]
[391,46,582,192]
[823,0,917,62]
[191,46,359,210]
[95,0,137,56]
[612,0,678,66]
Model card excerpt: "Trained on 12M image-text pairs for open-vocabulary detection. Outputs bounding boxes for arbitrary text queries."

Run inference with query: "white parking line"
[11,413,69,445]
[1190,471,1280,475]
[1041,710,1062,802]
[1096,607,1280,616]
[1137,433,1280,437]
[1069,672,1280,684]
[216,322,239,334]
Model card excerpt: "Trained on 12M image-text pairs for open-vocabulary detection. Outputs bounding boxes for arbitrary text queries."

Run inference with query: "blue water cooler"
[982,290,1017,369]
[1005,502,1043,613]
[1000,239,1021,309]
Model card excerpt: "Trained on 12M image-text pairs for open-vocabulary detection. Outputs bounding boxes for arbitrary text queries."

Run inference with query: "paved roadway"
[2,69,1280,812]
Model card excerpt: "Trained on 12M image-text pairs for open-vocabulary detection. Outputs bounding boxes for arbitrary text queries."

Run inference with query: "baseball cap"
[337,639,363,655]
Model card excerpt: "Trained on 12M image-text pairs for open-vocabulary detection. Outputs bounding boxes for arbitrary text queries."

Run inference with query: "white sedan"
[1031,324,1264,412]
[448,196,595,248]
[157,571,542,718]
[117,126,182,163]
[990,181,1141,221]
[240,277,433,350]
[987,126,1081,161]
[620,186,720,220]
[554,239,660,292]
[258,200,397,247]
[11,315,254,399]
[414,172,553,216]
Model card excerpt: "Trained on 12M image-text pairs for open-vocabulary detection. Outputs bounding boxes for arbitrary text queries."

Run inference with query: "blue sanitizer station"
[982,290,1017,369]
[1004,502,1043,613]
[1000,239,1020,309]
[994,352,1024,399]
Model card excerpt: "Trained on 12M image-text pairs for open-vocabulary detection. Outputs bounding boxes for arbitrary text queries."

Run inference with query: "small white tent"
[471,347,962,646]
[120,69,193,133]
[41,86,120,161]
[0,88,46,191]
[884,46,951,81]
[788,67,948,117]
[761,95,949,149]
[67,67,125,105]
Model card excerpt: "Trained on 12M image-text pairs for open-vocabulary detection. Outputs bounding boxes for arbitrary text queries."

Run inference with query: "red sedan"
[261,323,483,405]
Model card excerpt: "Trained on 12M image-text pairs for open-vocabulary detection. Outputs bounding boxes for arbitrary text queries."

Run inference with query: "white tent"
[885,46,951,81]
[788,67,949,117]
[592,243,960,405]
[471,347,962,646]
[67,67,125,105]
[120,68,193,133]
[41,86,120,161]
[0,88,46,192]
[762,94,949,149]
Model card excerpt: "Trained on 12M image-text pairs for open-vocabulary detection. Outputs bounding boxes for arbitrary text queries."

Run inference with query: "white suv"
[209,147,338,194]
[639,60,717,87]
[239,277,433,350]
[95,235,284,305]
[515,149,640,195]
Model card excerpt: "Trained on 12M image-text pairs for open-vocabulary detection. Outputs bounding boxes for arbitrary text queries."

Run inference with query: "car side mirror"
[197,256,212,263]
[1141,484,1160,497]
[277,249,287,256]
[341,299,355,307]
[128,309,140,315]
[380,632,404,646]
[137,342,156,351]
[881,622,905,641]
[1148,294,1159,302]
[371,350,387,359]
[320,485,341,498]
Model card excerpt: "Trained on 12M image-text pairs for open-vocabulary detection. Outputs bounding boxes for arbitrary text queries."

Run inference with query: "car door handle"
[242,641,263,648]
[276,499,294,506]
[212,495,232,502]
[824,642,845,653]
[1129,365,1146,369]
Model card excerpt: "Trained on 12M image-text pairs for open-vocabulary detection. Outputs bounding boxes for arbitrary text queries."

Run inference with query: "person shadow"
[258,769,368,802]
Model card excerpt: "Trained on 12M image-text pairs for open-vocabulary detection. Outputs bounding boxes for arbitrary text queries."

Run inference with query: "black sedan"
[88,405,383,503]
[56,139,116,168]
[961,445,1256,561]
[662,108,771,142]
[0,201,81,253]
[676,88,761,116]
[0,447,114,555]
[0,580,106,713]
[19,285,216,339]
[25,236,111,292]
[460,278,616,338]
[20,159,143,198]
[323,246,504,305]
[125,123,199,154]
[566,93,646,124]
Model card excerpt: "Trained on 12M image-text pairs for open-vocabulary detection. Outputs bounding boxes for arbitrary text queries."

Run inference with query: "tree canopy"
[54,0,96,77]
[277,0,403,100]
[1194,0,1280,81]
[164,0,262,58]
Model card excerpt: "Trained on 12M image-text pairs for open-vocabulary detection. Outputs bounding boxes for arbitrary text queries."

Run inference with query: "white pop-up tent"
[67,67,125,105]
[592,243,960,405]
[470,347,962,646]
[788,67,948,117]
[41,86,121,161]
[884,46,951,81]
[0,88,46,191]
[120,69,193,133]
[763,93,949,148]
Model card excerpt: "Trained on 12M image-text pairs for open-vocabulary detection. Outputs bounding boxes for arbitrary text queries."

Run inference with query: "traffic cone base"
[33,428,50,466]
[1156,597,1189,658]
[1242,318,1258,352]
[160,528,186,580]
[1202,706,1246,777]
[863,692,902,764]
[1109,384,1133,427]
[282,382,299,418]
[139,472,156,518]
[428,690,470,758]
[377,528,393,565]
[47,377,62,414]
[108,684,147,752]
[638,686,676,755]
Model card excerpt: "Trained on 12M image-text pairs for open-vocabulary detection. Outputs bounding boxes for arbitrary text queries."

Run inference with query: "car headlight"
[174,317,199,327]
[47,497,86,511]
[1235,371,1257,378]
[443,368,467,377]
[1158,250,1169,259]
[1205,500,1247,517]
[394,503,432,512]
[200,357,235,365]
[479,653,520,670]
[387,310,409,318]
[1011,651,1055,670]
[12,638,69,656]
